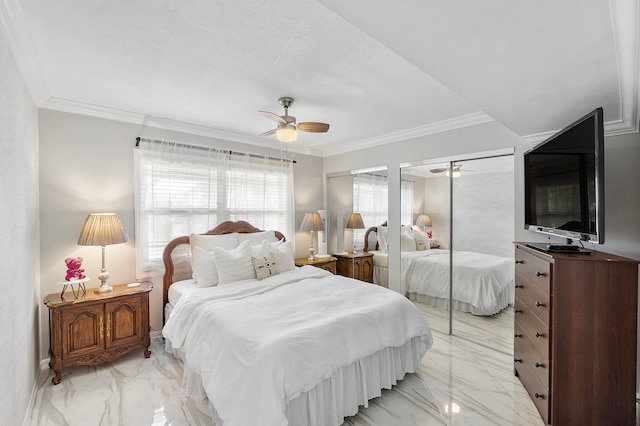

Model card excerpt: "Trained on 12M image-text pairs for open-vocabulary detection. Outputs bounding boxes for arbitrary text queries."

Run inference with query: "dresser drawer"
[515,278,550,327]
[515,321,549,389]
[515,248,551,294]
[515,297,550,358]
[515,360,550,425]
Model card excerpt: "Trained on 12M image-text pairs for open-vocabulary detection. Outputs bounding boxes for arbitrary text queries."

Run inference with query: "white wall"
[0,29,40,426]
[38,110,324,359]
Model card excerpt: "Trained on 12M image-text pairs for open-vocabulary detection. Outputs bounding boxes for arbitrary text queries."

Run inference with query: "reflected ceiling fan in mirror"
[259,97,330,142]
[429,165,473,177]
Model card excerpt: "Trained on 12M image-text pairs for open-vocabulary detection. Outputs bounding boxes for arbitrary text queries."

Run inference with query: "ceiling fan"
[429,165,471,177]
[259,97,330,142]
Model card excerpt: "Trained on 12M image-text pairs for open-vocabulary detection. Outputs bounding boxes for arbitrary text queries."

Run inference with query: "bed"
[161,221,433,426]
[364,225,514,316]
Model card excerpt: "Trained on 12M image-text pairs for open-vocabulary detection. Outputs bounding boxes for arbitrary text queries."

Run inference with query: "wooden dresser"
[513,243,638,425]
[334,252,374,283]
[44,281,152,384]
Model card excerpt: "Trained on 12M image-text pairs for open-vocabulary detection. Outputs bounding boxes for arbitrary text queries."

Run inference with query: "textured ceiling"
[4,0,639,156]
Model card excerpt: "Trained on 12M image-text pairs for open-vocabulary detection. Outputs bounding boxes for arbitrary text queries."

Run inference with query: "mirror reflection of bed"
[370,154,515,355]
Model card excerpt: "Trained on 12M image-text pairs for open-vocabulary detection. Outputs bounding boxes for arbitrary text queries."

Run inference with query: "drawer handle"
[515,283,522,289]
[535,271,546,277]
[514,358,522,363]
[535,332,545,338]
[514,309,523,314]
[514,333,522,338]
[534,393,544,399]
[535,362,545,368]
[535,301,546,307]
[515,260,524,264]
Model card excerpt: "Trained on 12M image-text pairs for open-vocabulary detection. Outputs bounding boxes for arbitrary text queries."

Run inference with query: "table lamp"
[346,213,365,255]
[77,213,129,293]
[415,214,432,234]
[299,212,324,261]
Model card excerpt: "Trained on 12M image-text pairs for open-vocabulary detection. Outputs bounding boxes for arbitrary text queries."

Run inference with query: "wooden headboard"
[363,221,387,252]
[162,220,285,308]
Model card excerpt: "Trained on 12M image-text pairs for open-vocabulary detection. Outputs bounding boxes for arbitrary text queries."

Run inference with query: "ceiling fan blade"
[298,122,330,133]
[260,111,287,124]
[259,128,277,137]
[430,168,448,173]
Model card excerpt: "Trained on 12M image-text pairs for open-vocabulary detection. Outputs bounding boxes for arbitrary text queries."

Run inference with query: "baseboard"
[150,329,163,341]
[22,360,52,426]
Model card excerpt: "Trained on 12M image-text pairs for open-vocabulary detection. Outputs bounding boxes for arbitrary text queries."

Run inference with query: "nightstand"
[294,256,337,274]
[44,281,152,384]
[334,252,374,283]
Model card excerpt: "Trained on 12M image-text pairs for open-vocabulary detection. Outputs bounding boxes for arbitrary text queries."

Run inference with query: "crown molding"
[40,97,324,157]
[0,0,48,104]
[320,112,495,157]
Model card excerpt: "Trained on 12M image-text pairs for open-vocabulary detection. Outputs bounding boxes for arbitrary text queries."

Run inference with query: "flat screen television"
[524,107,604,248]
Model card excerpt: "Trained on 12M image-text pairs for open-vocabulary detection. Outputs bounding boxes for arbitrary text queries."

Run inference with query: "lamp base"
[94,283,114,293]
[314,254,331,259]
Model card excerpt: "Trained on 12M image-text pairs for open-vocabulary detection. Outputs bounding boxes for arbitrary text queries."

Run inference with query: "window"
[352,173,388,250]
[134,138,294,277]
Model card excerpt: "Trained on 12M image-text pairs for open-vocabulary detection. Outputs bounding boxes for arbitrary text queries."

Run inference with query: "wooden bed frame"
[363,221,386,252]
[161,220,285,308]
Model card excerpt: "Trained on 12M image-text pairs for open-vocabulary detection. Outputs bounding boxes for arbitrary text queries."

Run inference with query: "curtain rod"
[135,137,296,164]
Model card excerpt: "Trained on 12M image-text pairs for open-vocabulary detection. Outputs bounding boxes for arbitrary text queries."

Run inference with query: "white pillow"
[238,231,279,245]
[261,240,295,272]
[377,226,388,253]
[412,230,431,251]
[190,233,238,282]
[213,240,255,284]
[191,247,219,287]
[401,232,416,252]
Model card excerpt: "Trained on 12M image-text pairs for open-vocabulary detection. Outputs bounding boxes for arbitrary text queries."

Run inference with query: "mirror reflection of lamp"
[299,212,324,261]
[346,213,365,255]
[415,214,433,239]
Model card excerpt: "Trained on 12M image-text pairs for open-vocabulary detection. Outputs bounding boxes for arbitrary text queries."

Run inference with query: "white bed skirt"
[373,265,388,288]
[407,280,514,316]
[164,335,427,426]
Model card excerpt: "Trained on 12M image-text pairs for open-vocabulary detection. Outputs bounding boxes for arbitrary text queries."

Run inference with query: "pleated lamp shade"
[346,213,365,229]
[415,214,432,227]
[77,213,129,246]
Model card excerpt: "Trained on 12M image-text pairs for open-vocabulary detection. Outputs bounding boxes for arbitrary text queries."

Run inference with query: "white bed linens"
[163,266,432,426]
[401,249,514,316]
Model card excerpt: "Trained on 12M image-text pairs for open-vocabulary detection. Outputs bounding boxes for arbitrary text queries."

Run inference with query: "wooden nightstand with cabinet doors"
[44,281,152,384]
[333,252,374,283]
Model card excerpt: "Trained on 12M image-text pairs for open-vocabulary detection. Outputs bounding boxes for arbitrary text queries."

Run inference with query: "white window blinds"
[134,138,294,277]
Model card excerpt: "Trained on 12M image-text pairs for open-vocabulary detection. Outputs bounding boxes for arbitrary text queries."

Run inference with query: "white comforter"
[163,266,432,426]
[402,249,514,315]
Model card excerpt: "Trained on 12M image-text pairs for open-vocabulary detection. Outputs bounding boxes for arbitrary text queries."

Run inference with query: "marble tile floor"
[413,301,514,356]
[28,331,550,426]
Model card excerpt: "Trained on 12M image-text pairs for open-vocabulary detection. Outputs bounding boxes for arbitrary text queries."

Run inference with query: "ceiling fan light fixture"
[445,169,461,178]
[276,124,297,142]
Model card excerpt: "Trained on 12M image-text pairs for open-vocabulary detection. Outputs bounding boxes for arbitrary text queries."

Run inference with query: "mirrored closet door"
[400,153,515,354]
[326,168,388,261]
[450,156,514,354]
[400,162,451,336]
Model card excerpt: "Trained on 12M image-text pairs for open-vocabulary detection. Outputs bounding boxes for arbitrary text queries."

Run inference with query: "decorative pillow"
[191,247,219,287]
[377,226,389,253]
[190,233,238,282]
[251,254,280,280]
[400,232,416,252]
[412,230,431,251]
[213,240,255,284]
[262,240,295,272]
[238,231,279,245]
